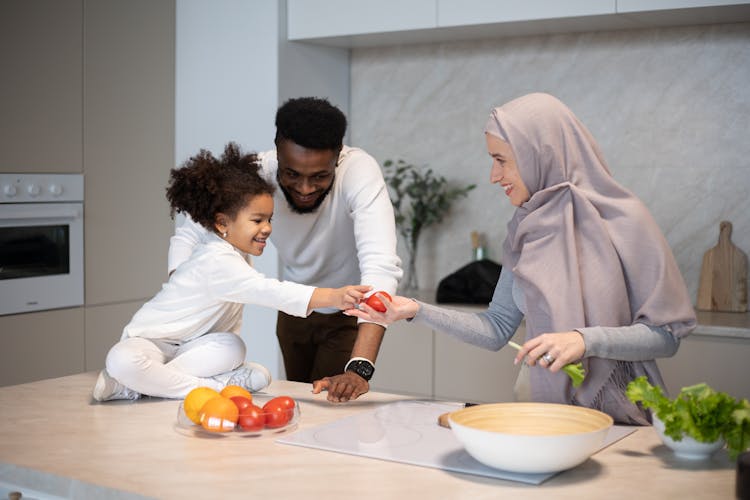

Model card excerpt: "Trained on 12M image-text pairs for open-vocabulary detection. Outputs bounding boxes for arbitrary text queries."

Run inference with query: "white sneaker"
[216,362,272,393]
[92,370,140,402]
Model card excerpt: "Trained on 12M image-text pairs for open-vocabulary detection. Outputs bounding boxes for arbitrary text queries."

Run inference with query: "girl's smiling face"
[215,193,274,256]
[485,133,530,207]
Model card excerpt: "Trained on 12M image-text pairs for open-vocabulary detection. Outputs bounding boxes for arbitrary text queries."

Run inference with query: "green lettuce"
[626,376,750,460]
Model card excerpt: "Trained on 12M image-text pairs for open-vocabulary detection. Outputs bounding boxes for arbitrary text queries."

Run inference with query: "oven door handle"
[0,207,81,221]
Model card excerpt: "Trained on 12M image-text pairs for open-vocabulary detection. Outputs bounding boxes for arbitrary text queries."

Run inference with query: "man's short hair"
[275,97,347,150]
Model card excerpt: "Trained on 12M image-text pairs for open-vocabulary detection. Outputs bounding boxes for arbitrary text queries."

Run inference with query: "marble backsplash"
[349,23,750,302]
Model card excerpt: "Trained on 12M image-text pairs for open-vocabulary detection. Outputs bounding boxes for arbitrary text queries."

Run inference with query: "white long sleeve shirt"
[124,234,315,341]
[168,146,403,313]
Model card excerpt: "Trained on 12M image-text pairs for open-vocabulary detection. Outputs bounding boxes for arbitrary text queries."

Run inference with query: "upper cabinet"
[437,0,616,26]
[288,0,435,39]
[287,0,750,47]
[0,0,83,173]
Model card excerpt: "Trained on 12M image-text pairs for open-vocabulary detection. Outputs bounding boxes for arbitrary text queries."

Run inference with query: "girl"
[346,93,696,424]
[93,143,369,401]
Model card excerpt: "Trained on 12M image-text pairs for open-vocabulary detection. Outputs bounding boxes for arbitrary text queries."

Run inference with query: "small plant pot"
[652,414,725,460]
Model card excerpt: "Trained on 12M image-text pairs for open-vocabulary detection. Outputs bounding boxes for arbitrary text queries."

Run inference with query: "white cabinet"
[434,324,525,404]
[287,0,750,47]
[657,332,750,401]
[370,320,434,397]
[617,0,748,12]
[287,0,435,40]
[437,0,615,27]
[616,0,750,26]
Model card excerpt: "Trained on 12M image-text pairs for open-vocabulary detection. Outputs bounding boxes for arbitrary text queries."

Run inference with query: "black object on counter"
[739,451,750,499]
[436,259,502,304]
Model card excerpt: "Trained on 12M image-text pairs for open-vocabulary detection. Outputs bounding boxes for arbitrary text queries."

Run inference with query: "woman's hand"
[344,293,419,325]
[514,331,585,372]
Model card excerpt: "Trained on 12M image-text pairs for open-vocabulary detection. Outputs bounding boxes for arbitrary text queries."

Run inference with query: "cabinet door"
[287,0,436,40]
[369,321,434,397]
[657,334,750,401]
[434,323,525,404]
[84,301,144,372]
[617,0,746,12]
[84,0,175,305]
[437,0,616,27]
[0,0,83,172]
[0,308,85,387]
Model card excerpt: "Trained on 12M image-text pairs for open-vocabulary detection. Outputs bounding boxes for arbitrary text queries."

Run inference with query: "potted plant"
[626,376,750,460]
[382,159,475,291]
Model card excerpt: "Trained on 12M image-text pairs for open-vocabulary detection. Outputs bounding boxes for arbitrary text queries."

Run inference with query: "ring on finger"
[542,352,555,364]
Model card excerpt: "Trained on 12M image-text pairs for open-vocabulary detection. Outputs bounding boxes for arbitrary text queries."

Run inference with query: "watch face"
[348,360,374,380]
[359,362,374,377]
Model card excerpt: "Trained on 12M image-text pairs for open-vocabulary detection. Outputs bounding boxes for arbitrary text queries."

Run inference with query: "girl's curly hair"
[166,142,275,232]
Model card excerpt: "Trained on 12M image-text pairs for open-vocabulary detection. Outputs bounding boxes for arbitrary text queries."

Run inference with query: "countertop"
[410,289,750,339]
[0,372,737,499]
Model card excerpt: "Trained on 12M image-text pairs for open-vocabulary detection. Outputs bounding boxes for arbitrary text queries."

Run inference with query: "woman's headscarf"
[485,93,696,424]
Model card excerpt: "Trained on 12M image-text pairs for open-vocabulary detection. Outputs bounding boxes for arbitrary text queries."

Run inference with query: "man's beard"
[276,171,335,214]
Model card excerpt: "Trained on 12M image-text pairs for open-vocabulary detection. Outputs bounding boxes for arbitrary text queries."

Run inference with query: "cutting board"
[697,221,748,312]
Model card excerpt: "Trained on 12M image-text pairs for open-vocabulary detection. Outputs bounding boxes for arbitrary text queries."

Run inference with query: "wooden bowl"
[449,402,613,473]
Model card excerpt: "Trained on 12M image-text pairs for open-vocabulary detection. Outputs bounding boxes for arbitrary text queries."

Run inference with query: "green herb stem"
[507,341,586,388]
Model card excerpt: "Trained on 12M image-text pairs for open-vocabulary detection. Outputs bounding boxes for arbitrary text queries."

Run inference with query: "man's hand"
[312,371,369,403]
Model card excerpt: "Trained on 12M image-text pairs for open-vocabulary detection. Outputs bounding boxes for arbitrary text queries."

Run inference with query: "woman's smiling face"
[485,133,530,207]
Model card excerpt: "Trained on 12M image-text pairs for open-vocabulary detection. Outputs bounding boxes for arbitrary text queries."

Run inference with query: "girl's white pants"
[105,332,246,399]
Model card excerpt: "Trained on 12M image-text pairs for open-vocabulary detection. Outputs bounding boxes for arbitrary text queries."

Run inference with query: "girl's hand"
[309,285,371,313]
[344,293,419,325]
[332,285,372,310]
[514,331,585,372]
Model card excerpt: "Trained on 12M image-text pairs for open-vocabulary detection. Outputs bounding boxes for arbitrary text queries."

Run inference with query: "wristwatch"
[345,358,375,381]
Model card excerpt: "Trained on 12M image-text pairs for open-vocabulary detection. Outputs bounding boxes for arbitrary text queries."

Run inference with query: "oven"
[0,174,84,315]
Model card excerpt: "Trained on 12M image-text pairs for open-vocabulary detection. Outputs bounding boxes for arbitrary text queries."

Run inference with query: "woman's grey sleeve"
[578,323,681,360]
[410,267,524,351]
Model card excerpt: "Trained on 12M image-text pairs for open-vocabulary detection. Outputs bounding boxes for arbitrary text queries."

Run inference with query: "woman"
[348,93,696,424]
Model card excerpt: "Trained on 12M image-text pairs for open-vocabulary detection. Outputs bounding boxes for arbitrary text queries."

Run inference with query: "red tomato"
[263,396,296,428]
[237,403,266,432]
[230,396,254,413]
[365,291,392,313]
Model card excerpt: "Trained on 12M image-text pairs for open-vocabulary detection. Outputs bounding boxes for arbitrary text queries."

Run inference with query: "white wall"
[350,23,750,302]
[175,1,352,381]
[176,0,283,379]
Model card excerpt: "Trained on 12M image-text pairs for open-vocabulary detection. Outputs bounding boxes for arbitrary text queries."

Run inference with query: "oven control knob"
[3,184,17,197]
[27,184,41,197]
[49,184,63,196]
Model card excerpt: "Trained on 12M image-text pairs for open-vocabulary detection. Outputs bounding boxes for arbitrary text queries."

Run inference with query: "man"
[168,97,402,402]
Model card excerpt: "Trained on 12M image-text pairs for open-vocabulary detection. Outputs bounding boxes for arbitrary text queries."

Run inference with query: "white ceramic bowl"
[652,414,724,460]
[448,402,613,474]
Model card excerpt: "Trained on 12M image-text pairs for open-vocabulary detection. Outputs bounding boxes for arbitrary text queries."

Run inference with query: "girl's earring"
[222,231,228,238]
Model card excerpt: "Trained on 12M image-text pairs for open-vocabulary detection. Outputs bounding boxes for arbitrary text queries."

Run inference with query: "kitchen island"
[0,372,736,499]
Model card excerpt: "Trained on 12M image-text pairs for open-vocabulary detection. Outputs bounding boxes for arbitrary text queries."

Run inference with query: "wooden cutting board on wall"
[696,221,748,312]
